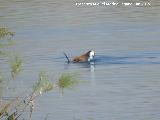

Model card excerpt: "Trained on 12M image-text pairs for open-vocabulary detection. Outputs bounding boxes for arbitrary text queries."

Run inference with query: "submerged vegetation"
[0,27,83,119]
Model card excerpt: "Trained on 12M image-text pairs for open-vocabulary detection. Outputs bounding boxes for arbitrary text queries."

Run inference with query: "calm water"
[1,0,160,120]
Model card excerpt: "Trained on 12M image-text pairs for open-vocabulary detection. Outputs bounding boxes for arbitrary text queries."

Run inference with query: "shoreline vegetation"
[0,27,82,120]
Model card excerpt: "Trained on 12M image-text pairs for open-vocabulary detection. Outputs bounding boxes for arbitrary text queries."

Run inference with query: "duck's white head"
[88,50,95,62]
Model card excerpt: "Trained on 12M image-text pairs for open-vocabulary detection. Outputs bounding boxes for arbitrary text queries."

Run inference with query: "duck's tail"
[63,52,70,63]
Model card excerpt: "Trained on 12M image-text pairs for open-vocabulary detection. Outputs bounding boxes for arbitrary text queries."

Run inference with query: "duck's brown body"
[63,50,95,63]
[72,51,90,62]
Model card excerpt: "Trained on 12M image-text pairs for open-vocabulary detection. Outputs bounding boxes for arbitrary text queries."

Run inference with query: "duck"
[63,50,95,63]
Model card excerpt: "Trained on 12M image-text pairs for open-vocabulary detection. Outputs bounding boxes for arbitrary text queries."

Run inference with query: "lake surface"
[0,0,160,120]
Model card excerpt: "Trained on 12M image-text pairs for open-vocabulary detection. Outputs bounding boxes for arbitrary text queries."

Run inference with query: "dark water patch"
[95,52,160,65]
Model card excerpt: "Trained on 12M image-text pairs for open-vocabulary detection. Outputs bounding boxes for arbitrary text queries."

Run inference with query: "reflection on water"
[90,61,95,87]
[1,0,160,119]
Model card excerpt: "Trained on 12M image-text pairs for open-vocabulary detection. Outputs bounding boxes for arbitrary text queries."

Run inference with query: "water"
[0,0,160,119]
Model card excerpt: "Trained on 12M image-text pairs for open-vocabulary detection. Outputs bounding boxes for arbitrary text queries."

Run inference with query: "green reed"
[0,27,15,39]
[10,56,22,79]
[33,71,53,96]
[0,27,84,120]
[58,73,81,92]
